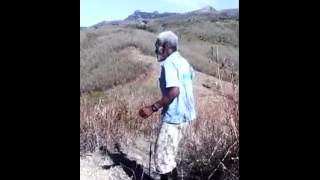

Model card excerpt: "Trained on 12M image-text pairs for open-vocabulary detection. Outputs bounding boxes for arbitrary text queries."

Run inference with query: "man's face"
[155,40,167,61]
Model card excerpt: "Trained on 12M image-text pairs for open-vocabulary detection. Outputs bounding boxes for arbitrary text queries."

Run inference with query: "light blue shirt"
[159,51,196,124]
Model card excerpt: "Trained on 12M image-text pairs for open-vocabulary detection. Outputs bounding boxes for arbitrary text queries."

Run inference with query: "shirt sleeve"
[190,65,195,79]
[164,62,179,88]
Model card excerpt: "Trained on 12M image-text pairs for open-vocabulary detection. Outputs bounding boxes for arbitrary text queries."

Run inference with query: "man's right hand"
[138,106,153,119]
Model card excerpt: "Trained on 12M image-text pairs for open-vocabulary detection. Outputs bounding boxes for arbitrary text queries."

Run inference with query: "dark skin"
[138,41,180,119]
[139,87,179,118]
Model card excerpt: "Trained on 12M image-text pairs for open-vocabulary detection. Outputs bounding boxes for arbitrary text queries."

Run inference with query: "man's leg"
[160,167,178,180]
[155,122,185,179]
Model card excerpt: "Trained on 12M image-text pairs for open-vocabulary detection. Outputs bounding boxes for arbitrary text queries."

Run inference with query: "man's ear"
[158,46,164,54]
[163,43,169,50]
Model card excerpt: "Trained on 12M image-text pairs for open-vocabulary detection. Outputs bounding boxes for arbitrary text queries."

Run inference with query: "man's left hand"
[139,106,153,119]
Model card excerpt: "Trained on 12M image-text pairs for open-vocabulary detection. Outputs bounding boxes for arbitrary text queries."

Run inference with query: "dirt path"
[80,151,131,180]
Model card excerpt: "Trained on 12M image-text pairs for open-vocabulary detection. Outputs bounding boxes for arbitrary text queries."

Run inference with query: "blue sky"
[80,0,239,27]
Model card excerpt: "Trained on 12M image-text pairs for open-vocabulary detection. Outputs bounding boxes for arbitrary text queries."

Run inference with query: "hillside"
[124,10,178,21]
[81,7,238,93]
[87,6,238,29]
[80,5,239,180]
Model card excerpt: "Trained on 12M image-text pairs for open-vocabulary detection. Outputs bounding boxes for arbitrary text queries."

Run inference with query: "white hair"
[157,31,178,51]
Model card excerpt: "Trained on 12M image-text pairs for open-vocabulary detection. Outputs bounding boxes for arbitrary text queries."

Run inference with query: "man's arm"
[138,87,179,118]
[154,87,179,110]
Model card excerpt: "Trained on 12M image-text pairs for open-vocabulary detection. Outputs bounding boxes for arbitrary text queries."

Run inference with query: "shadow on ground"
[100,144,155,180]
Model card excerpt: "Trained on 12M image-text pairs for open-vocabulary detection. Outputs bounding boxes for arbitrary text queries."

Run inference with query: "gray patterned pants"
[154,122,189,174]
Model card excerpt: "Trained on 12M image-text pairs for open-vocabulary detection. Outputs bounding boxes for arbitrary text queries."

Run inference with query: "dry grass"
[180,43,238,82]
[80,95,160,154]
[80,20,238,94]
[126,19,239,84]
[80,74,161,153]
[176,20,238,84]
[80,27,156,93]
[80,85,239,179]
[178,94,239,179]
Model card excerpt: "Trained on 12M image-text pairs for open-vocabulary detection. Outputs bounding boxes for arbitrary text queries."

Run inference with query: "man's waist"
[161,114,193,124]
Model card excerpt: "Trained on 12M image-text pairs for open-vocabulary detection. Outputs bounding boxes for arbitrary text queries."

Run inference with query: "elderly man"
[139,31,196,180]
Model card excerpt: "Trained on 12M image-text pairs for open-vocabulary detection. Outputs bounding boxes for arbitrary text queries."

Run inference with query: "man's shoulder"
[161,57,176,69]
[174,52,190,65]
[162,52,190,69]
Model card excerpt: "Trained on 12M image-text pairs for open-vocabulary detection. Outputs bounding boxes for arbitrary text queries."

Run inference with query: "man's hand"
[138,87,179,119]
[138,106,153,119]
